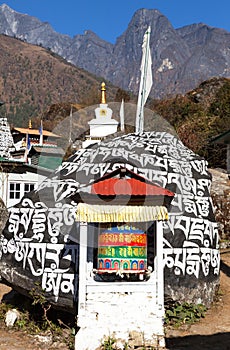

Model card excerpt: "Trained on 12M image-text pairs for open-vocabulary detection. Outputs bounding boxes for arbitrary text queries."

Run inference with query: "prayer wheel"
[97,224,147,273]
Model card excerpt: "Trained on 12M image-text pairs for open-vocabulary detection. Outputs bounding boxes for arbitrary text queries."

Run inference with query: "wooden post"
[227,144,230,178]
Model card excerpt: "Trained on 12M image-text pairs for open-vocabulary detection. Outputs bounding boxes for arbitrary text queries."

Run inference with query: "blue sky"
[1,0,230,43]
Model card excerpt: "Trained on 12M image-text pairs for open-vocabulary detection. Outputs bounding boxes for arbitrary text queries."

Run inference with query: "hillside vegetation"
[151,77,230,168]
[0,34,119,126]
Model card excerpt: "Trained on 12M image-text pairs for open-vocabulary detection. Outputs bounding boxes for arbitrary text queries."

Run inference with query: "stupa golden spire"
[101,82,106,104]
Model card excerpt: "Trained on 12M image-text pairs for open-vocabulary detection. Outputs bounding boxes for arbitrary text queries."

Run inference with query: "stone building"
[0,116,63,208]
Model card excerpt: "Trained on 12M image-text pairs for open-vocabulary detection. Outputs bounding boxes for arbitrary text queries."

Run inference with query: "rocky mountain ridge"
[0,4,229,99]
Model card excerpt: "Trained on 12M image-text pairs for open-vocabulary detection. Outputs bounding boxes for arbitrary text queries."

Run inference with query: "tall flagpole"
[135,26,153,133]
[39,119,43,146]
[120,98,125,132]
[69,106,73,145]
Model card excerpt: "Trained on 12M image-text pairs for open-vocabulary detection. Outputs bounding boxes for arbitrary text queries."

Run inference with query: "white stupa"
[82,82,118,148]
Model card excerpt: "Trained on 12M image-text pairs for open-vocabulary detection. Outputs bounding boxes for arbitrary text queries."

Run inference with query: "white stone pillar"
[156,220,164,315]
[77,221,87,321]
[154,220,165,348]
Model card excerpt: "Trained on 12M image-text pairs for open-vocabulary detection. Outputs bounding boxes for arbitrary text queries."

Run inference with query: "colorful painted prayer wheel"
[97,224,147,273]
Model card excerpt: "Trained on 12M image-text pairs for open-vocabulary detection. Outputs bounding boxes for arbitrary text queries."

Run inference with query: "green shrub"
[101,336,116,350]
[164,302,207,328]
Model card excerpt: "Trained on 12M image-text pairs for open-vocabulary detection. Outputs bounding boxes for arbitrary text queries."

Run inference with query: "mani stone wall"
[0,132,220,311]
[0,118,15,158]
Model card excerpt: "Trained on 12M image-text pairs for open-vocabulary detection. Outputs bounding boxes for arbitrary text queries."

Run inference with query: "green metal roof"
[37,155,63,170]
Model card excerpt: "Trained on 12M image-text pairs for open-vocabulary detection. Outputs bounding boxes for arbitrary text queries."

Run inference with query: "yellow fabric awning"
[76,203,168,223]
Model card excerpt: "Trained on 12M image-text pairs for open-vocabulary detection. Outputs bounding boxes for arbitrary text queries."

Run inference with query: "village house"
[0,109,64,208]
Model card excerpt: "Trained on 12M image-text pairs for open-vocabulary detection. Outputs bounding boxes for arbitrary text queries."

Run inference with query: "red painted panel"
[92,178,174,196]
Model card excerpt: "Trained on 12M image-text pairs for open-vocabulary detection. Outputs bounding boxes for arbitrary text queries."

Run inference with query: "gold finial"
[101,82,106,104]
[28,119,32,129]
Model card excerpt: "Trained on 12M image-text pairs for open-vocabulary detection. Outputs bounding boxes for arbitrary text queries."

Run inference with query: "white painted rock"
[5,309,20,327]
